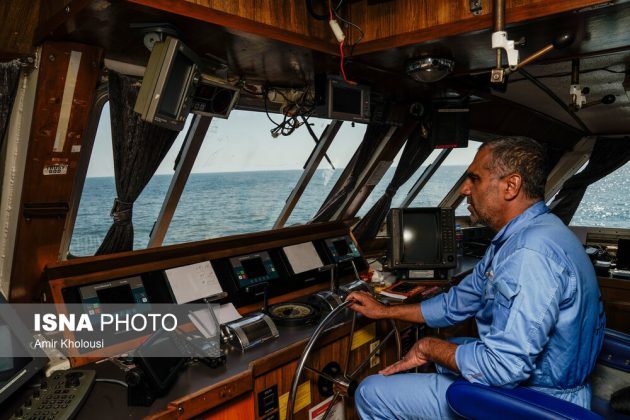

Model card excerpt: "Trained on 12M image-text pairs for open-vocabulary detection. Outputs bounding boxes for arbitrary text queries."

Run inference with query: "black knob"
[552,33,575,49]
[65,376,80,387]
[447,255,454,262]
[602,94,616,105]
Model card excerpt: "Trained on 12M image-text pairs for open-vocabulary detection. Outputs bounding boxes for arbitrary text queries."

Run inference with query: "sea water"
[70,165,630,256]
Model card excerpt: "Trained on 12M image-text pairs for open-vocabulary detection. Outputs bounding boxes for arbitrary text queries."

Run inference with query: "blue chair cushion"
[598,329,630,374]
[446,379,602,419]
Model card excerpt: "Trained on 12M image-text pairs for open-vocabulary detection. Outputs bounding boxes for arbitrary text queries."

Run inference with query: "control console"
[9,370,95,420]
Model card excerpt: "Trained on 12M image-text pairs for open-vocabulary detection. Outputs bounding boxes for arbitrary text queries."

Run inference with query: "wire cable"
[95,378,128,388]
[518,68,591,134]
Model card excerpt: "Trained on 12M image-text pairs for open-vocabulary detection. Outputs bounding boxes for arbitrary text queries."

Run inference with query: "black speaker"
[428,99,469,149]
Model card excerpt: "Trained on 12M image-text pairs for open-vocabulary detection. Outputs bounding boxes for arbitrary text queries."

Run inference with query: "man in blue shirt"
[348,137,605,419]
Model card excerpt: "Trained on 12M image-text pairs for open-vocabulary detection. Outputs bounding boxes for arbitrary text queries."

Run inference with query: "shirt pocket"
[492,278,521,331]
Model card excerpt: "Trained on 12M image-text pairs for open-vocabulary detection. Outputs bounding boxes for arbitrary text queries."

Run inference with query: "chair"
[446,329,630,419]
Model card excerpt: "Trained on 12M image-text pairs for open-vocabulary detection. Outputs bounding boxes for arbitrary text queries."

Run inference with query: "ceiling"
[36,0,630,140]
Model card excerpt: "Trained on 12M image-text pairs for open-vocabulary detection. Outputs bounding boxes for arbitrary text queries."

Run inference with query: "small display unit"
[326,75,370,123]
[324,236,361,263]
[134,36,201,131]
[78,276,149,316]
[387,207,456,274]
[229,251,279,289]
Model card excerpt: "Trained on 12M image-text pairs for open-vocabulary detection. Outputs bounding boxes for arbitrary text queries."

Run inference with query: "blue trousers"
[355,337,474,419]
[355,371,459,419]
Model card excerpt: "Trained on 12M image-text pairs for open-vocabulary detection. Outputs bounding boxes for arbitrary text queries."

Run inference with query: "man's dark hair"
[479,137,549,200]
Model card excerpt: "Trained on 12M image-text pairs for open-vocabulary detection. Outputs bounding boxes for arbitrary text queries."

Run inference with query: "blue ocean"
[70,165,630,256]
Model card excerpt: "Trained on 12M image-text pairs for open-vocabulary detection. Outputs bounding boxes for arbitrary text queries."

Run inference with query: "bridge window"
[571,160,630,228]
[356,140,481,217]
[162,112,365,244]
[69,102,191,256]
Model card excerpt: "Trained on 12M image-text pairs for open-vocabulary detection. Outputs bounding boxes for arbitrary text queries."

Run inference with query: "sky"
[86,105,478,178]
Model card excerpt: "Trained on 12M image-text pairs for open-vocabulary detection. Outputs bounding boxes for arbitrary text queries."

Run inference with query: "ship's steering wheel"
[286,296,401,420]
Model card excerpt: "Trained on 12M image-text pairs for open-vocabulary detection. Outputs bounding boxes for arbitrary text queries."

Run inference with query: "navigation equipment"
[326,75,370,123]
[387,207,456,272]
[190,74,240,119]
[428,100,469,149]
[324,236,361,263]
[134,36,200,131]
[229,252,279,289]
[78,276,148,313]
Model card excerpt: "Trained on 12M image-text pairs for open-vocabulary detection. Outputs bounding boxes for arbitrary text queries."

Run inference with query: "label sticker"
[309,395,345,420]
[279,381,311,420]
[351,323,376,350]
[43,163,68,175]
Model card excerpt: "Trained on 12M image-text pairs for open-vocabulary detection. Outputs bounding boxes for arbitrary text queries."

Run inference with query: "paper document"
[165,261,223,304]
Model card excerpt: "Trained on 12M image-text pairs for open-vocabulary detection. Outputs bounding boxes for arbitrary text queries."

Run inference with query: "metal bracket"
[492,31,519,69]
[570,84,587,110]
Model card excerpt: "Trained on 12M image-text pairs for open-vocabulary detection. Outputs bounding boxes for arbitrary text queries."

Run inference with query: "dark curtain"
[310,124,393,223]
[0,60,22,150]
[96,71,179,255]
[549,137,630,224]
[352,126,433,243]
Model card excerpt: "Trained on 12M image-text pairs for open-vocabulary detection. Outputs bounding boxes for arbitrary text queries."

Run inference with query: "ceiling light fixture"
[406,57,455,83]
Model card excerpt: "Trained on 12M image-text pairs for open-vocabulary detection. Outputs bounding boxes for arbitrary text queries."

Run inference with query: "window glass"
[163,112,366,243]
[570,161,630,228]
[356,141,480,217]
[285,122,366,226]
[70,103,190,256]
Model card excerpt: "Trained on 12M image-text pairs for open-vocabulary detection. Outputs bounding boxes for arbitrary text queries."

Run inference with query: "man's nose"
[460,179,471,196]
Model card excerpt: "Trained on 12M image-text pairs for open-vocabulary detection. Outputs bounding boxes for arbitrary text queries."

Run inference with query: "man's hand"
[379,337,459,376]
[379,338,431,375]
[346,291,390,319]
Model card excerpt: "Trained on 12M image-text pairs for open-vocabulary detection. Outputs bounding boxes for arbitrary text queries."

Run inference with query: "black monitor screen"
[159,51,195,118]
[617,239,630,270]
[241,258,267,279]
[332,239,351,257]
[96,284,134,304]
[388,207,455,270]
[402,213,439,263]
[332,86,362,115]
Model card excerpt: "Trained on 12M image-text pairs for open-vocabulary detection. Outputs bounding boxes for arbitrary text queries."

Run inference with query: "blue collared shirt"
[421,201,605,404]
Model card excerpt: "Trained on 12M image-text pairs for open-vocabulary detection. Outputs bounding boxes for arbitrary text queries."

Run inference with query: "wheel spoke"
[304,365,338,384]
[321,392,342,420]
[348,328,396,379]
[343,311,357,376]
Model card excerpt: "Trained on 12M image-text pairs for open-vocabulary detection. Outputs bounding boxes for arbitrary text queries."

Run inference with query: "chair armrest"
[446,380,602,419]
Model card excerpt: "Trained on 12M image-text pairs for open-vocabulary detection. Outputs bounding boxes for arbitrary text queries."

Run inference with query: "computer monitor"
[326,75,370,123]
[0,295,48,405]
[134,36,201,131]
[387,207,456,271]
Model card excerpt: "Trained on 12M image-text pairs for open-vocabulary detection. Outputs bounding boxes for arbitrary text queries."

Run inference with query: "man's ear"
[503,173,522,200]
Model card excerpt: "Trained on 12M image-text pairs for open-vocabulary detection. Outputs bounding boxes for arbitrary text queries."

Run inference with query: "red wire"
[329,0,333,20]
[339,40,348,82]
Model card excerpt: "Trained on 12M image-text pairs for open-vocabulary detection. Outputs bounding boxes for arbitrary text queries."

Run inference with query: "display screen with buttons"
[229,252,279,289]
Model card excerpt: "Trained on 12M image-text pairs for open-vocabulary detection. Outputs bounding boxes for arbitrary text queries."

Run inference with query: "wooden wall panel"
[184,0,331,40]
[349,0,610,54]
[0,0,41,58]
[9,41,103,302]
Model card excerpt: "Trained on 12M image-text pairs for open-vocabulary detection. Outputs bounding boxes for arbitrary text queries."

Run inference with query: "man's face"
[460,147,506,231]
